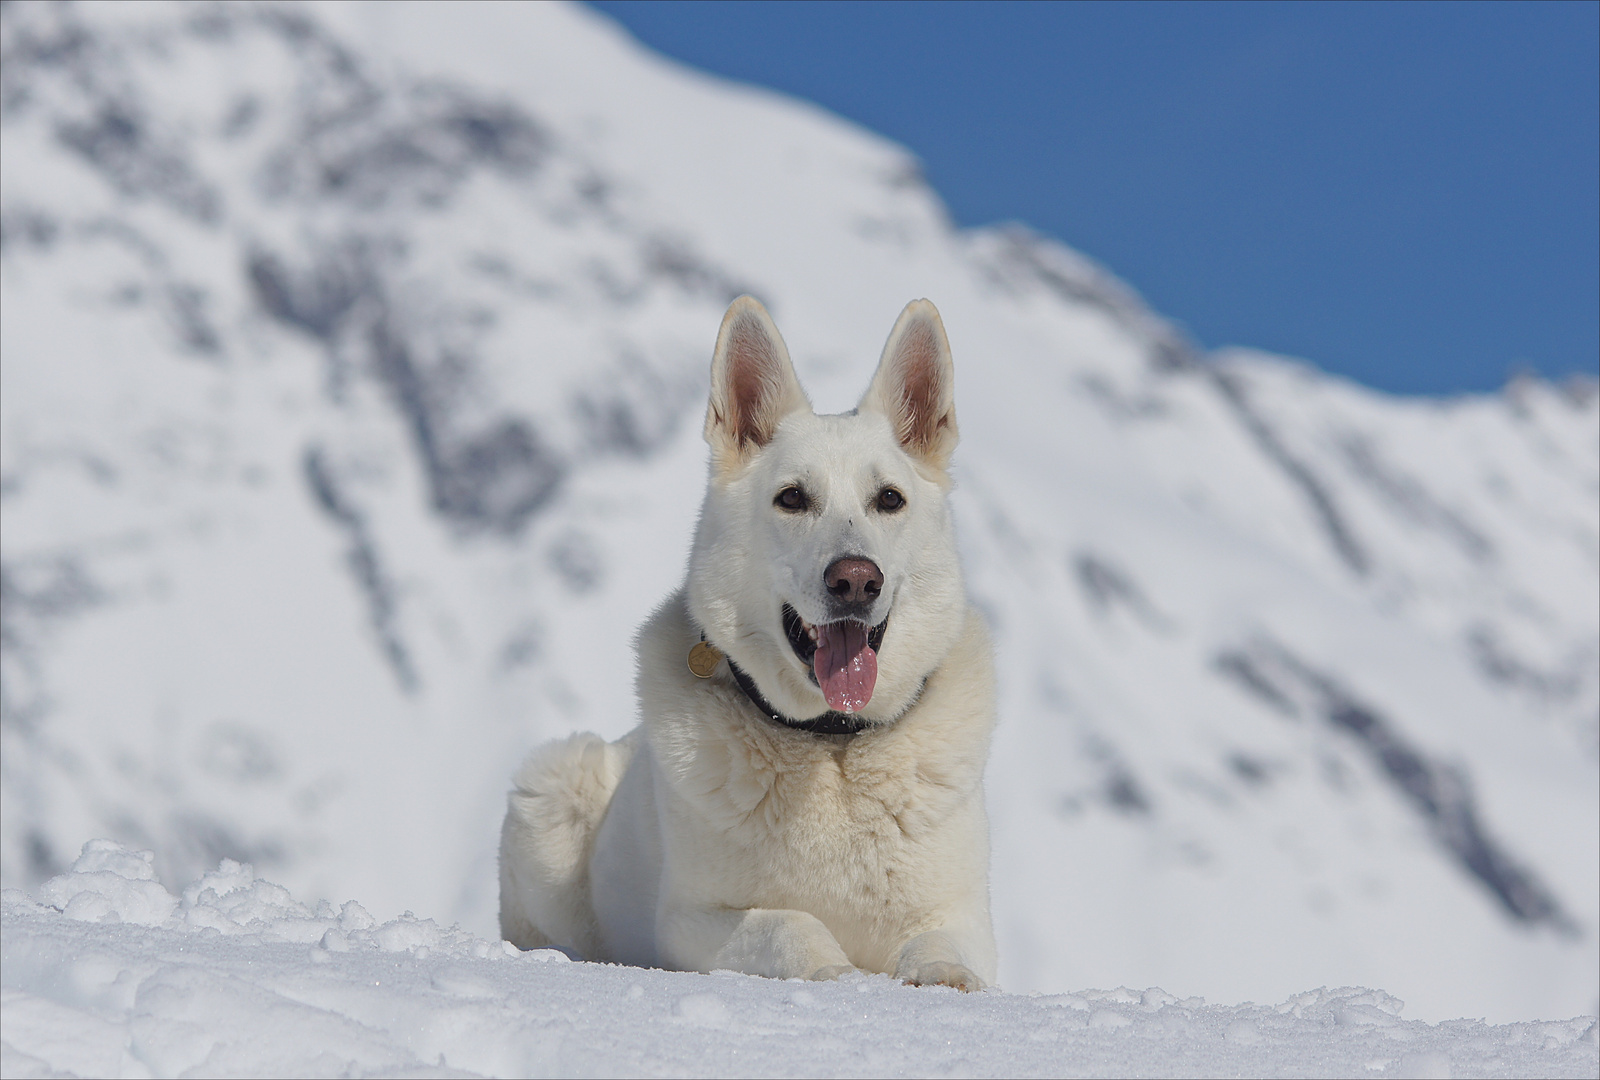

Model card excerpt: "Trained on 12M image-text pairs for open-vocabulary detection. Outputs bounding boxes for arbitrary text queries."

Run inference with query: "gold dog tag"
[687,641,724,678]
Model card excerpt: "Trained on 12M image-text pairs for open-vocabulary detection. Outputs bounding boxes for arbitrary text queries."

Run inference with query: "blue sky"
[587,1,1599,397]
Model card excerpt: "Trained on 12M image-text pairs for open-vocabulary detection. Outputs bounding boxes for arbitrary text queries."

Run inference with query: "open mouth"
[782,604,889,714]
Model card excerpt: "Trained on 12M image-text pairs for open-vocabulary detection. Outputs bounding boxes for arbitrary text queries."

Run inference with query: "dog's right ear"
[705,296,810,476]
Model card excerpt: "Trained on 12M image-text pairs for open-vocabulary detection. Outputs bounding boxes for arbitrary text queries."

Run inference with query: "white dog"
[499,296,997,990]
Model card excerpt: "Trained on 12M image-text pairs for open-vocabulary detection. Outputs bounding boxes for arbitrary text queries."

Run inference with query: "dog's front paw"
[900,961,984,992]
[808,964,860,982]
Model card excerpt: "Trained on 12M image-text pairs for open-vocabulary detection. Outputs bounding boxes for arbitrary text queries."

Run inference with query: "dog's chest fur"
[637,592,993,940]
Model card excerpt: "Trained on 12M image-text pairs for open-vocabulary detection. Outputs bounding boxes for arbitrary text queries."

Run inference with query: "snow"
[3,841,1596,1079]
[0,0,1596,1054]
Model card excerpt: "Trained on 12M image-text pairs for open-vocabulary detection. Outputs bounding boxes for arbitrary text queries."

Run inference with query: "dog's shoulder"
[894,602,997,753]
[631,589,760,772]
[838,605,995,825]
[631,589,706,722]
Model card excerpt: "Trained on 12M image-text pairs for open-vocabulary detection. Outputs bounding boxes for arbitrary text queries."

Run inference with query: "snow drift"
[4,841,1596,1078]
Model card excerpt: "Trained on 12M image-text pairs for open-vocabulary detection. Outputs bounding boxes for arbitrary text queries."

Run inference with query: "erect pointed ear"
[704,296,810,475]
[858,299,959,473]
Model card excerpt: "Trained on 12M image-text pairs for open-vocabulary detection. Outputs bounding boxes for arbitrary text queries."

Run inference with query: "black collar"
[725,658,873,736]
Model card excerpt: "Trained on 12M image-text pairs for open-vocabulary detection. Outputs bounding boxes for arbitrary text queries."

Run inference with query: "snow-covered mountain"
[2,0,1594,1023]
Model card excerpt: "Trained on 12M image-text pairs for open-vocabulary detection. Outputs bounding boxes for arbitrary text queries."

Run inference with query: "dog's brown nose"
[825,558,883,606]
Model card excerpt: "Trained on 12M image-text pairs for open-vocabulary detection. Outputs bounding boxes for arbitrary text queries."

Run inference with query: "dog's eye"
[775,486,808,512]
[876,488,905,512]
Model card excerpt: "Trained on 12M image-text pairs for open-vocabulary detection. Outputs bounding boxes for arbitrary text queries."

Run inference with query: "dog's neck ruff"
[724,658,873,736]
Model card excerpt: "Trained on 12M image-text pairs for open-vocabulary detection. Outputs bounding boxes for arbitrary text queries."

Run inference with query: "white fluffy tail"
[499,731,632,956]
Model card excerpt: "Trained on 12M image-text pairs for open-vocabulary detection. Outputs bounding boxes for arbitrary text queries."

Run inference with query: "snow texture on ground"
[0,0,1596,1038]
[3,842,1596,1079]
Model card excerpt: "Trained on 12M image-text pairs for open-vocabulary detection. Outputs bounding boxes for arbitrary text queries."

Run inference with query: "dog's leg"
[893,929,988,992]
[716,909,858,981]
[663,905,857,981]
[499,732,633,957]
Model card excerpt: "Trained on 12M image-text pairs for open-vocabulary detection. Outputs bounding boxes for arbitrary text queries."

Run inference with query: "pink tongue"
[813,621,878,713]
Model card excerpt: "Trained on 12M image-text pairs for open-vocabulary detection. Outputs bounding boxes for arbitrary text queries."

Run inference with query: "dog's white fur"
[500,297,997,989]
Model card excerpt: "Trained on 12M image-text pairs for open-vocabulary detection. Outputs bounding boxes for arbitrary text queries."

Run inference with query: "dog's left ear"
[859,299,959,473]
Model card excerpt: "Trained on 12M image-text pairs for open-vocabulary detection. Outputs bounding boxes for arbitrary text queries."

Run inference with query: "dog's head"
[686,296,968,724]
